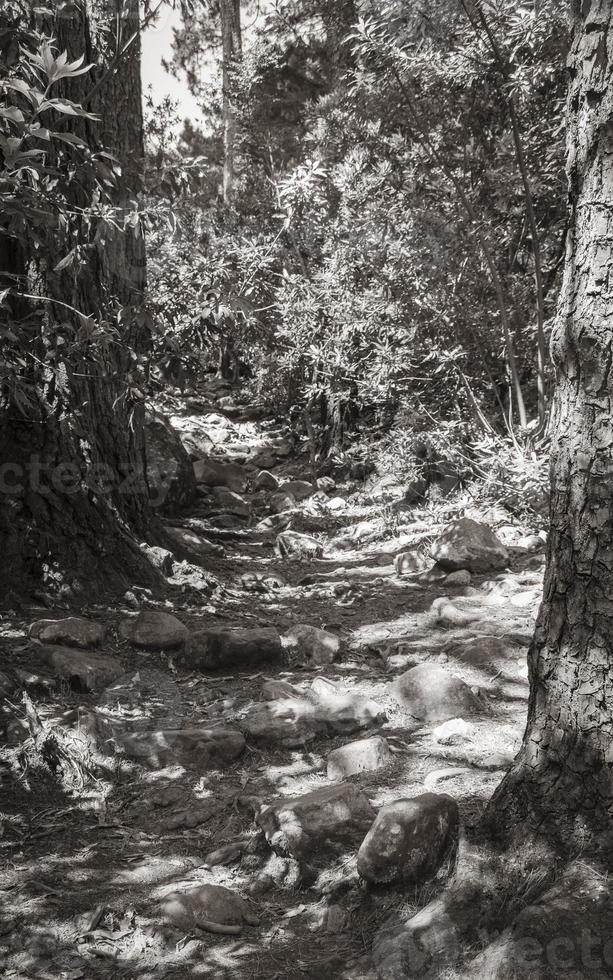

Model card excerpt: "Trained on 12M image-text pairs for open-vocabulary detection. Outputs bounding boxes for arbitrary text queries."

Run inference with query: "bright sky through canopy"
[141,4,204,127]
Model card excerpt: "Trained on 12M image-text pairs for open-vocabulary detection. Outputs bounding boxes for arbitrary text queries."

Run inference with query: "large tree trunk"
[0,1,159,599]
[486,0,613,862]
[220,0,242,204]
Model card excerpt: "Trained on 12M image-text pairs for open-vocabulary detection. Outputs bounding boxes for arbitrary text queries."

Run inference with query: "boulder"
[210,487,250,517]
[29,617,105,649]
[445,635,515,666]
[372,896,461,979]
[161,883,258,934]
[394,552,424,575]
[141,544,175,576]
[282,479,314,501]
[163,525,223,560]
[430,518,508,573]
[144,409,197,514]
[179,627,284,671]
[327,736,392,781]
[317,476,336,493]
[193,458,248,493]
[284,624,341,665]
[275,531,324,559]
[432,718,477,745]
[39,645,123,693]
[255,470,279,491]
[270,490,298,513]
[429,596,482,628]
[242,683,386,748]
[467,863,613,979]
[393,664,481,723]
[116,726,245,770]
[357,793,459,886]
[120,611,188,650]
[257,783,376,866]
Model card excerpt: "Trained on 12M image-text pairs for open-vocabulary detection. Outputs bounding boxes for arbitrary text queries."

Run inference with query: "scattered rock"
[444,635,514,666]
[393,664,481,723]
[429,596,482,628]
[317,476,336,493]
[394,552,423,575]
[327,736,392,780]
[211,487,250,516]
[467,863,613,979]
[255,470,279,491]
[193,458,248,493]
[357,793,459,886]
[116,726,245,770]
[270,490,298,513]
[179,627,284,671]
[284,624,341,665]
[431,518,509,573]
[161,883,258,935]
[257,783,376,868]
[327,496,347,512]
[144,408,198,513]
[517,533,544,552]
[372,896,460,979]
[275,530,324,559]
[29,617,105,649]
[163,525,223,560]
[262,679,300,700]
[432,718,477,745]
[141,544,175,575]
[282,479,314,501]
[444,569,472,586]
[242,682,386,748]
[120,611,188,650]
[39,646,123,693]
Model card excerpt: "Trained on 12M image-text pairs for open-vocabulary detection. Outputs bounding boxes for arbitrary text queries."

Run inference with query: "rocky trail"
[0,381,546,980]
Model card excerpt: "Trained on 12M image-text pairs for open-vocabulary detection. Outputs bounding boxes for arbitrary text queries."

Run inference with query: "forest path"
[0,383,544,980]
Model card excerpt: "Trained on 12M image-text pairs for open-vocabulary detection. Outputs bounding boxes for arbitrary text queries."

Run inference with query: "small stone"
[39,646,122,692]
[327,736,392,780]
[281,480,314,501]
[393,664,481,723]
[317,477,336,493]
[29,617,105,649]
[284,624,341,665]
[431,518,508,574]
[270,490,298,513]
[394,552,423,575]
[357,793,459,886]
[432,718,477,745]
[444,569,472,586]
[163,525,223,560]
[327,496,347,512]
[257,783,376,867]
[116,726,245,770]
[161,883,258,934]
[179,627,283,671]
[429,596,481,627]
[120,611,188,650]
[275,531,324,559]
[262,679,300,700]
[141,544,175,575]
[255,470,279,491]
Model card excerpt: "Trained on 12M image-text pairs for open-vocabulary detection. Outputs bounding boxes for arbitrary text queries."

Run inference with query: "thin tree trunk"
[220,0,242,204]
[486,0,613,861]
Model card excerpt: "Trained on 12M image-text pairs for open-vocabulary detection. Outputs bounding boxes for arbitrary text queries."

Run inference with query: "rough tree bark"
[0,1,159,598]
[487,0,613,861]
[220,0,242,204]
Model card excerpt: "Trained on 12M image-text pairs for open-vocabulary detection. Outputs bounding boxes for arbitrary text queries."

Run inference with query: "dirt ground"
[0,390,544,980]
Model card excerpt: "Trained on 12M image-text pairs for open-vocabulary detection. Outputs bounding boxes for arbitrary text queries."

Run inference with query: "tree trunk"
[486,0,613,861]
[0,1,159,599]
[220,0,242,204]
